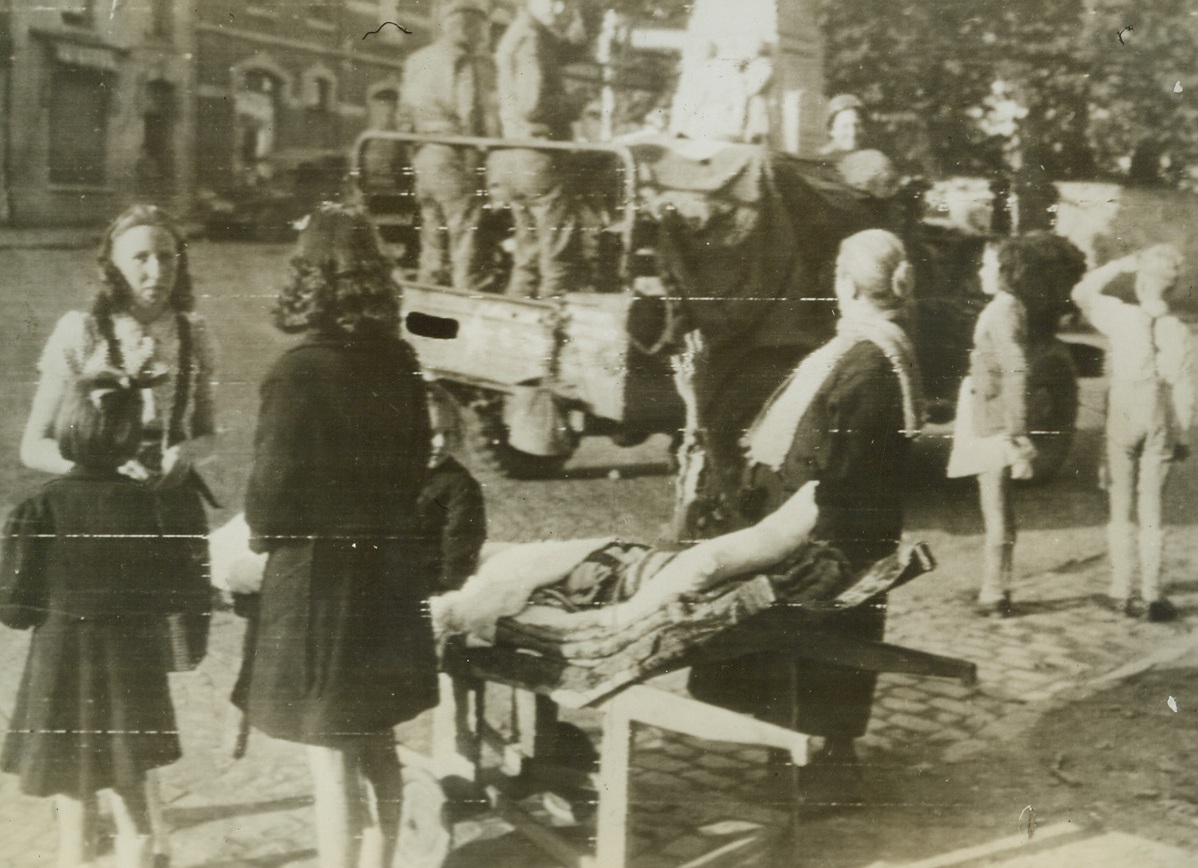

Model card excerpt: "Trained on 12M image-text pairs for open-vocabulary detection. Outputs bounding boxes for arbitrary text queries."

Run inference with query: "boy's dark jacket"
[416,456,486,593]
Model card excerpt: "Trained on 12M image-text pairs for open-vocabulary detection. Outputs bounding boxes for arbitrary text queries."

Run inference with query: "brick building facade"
[191,0,436,200]
[0,0,439,227]
[0,0,196,226]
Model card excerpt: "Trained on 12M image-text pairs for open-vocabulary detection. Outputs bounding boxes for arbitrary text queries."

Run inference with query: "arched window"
[367,86,400,131]
[233,68,285,172]
[301,65,338,112]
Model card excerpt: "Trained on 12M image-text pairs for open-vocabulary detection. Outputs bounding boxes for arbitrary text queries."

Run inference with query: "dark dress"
[688,340,910,736]
[0,469,188,798]
[236,333,437,746]
[415,456,487,593]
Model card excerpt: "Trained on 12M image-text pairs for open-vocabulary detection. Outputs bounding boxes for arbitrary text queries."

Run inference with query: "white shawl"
[743,316,923,472]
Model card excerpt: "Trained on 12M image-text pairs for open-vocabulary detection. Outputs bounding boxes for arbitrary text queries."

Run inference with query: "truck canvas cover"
[629,137,898,351]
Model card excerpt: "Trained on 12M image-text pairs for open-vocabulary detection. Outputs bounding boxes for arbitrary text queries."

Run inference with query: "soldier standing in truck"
[402,0,499,292]
[490,0,590,298]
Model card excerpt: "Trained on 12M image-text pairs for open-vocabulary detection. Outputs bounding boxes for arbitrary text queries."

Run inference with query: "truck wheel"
[463,392,574,480]
[1023,340,1079,484]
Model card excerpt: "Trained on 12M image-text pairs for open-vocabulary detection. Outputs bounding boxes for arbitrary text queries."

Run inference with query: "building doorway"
[137,79,176,201]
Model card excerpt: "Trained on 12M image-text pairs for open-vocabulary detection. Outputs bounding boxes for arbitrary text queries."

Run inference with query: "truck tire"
[463,391,575,480]
[1023,339,1079,484]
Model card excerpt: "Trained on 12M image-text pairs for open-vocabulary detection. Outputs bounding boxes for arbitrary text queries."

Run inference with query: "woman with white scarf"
[689,228,922,800]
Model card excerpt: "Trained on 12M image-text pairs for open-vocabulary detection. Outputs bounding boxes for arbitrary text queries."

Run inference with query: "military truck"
[352,132,684,478]
[350,130,1097,481]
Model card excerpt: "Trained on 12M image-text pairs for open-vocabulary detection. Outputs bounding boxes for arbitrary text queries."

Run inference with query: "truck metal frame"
[351,130,683,478]
[351,130,1096,482]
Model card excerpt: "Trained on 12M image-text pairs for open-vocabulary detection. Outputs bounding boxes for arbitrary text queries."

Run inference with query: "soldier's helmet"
[442,0,489,18]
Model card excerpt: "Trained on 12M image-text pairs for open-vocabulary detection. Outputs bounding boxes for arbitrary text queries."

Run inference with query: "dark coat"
[0,469,198,624]
[689,340,910,737]
[0,469,188,797]
[415,456,487,593]
[238,334,437,745]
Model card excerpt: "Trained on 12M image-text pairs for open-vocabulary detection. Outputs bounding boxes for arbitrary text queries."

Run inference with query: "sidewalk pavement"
[0,223,207,249]
[0,228,99,249]
[1,541,1196,868]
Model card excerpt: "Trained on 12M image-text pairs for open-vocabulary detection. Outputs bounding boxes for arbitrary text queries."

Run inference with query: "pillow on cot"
[208,513,267,596]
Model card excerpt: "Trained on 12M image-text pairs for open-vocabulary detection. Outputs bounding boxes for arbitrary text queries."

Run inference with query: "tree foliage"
[816,0,1198,183]
[598,0,1198,182]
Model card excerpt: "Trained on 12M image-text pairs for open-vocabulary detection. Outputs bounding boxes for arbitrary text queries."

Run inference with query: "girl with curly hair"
[235,204,435,868]
[948,231,1086,616]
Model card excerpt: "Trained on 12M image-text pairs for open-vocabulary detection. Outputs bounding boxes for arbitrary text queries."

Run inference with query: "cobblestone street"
[1,239,1196,867]
[2,522,1196,867]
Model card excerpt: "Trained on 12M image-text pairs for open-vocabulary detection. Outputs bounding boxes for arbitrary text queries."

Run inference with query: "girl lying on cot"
[213,479,927,647]
[428,480,825,641]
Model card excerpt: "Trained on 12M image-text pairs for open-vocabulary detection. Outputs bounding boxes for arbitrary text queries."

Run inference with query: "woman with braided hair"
[22,204,217,486]
[19,203,217,866]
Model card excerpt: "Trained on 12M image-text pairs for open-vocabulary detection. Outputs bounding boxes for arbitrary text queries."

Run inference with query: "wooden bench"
[431,631,976,868]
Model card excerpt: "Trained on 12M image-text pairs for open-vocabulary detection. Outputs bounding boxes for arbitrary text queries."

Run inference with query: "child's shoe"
[1095,593,1142,618]
[976,592,1013,618]
[1147,598,1179,623]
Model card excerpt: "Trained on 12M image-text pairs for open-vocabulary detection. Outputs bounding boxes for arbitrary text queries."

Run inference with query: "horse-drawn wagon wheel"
[1023,339,1080,483]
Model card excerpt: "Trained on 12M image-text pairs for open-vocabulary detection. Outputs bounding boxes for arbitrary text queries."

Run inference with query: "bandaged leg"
[434,481,821,639]
[627,480,821,620]
[431,537,617,639]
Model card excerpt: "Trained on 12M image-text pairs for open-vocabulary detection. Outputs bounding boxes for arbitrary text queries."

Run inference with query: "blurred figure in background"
[490,0,590,298]
[668,0,775,143]
[820,93,865,157]
[820,94,901,200]
[402,0,499,291]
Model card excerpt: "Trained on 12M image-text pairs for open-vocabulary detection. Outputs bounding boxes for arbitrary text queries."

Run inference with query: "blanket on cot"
[488,541,934,699]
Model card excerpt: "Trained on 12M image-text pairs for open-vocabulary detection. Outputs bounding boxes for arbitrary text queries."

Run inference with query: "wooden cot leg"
[513,689,560,764]
[786,660,803,866]
[593,691,635,868]
[431,672,484,781]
